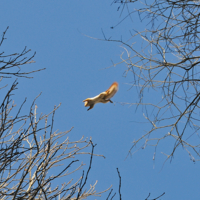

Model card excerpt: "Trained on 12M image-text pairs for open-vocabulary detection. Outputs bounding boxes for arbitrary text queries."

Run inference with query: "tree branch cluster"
[0,28,110,199]
[111,0,200,163]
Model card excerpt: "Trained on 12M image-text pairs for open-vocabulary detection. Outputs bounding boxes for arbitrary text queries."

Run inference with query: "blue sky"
[1,1,200,199]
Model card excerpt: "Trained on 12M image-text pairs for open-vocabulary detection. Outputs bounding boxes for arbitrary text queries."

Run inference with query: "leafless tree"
[107,0,200,163]
[0,27,111,199]
[0,25,166,200]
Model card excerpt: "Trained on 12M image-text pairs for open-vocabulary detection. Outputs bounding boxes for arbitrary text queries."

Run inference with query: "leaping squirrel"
[83,82,118,111]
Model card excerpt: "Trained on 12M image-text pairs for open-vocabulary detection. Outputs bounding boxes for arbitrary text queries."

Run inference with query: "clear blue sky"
[1,1,199,199]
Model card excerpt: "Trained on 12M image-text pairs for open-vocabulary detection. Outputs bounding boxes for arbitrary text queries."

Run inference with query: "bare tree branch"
[0,27,45,79]
[116,168,122,200]
[106,0,200,163]
[145,192,165,200]
[0,28,111,199]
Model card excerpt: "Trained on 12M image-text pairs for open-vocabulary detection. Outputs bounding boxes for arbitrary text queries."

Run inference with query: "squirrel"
[83,82,118,111]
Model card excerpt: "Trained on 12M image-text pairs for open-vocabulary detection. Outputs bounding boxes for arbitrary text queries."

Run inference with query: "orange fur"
[104,82,118,99]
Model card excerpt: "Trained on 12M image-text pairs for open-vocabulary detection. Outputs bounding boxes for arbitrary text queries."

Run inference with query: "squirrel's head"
[83,99,89,107]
